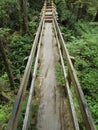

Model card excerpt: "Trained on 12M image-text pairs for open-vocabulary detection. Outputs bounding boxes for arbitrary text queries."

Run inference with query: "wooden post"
[7,17,44,130]
[53,20,80,130]
[0,41,14,89]
[67,56,75,87]
[53,15,97,129]
[24,56,32,90]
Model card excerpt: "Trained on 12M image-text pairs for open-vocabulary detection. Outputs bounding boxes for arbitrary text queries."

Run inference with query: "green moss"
[0,104,13,129]
[56,63,65,87]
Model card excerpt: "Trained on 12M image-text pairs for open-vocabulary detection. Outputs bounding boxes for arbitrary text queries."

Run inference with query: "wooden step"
[46,9,52,12]
[45,13,52,15]
[45,16,53,19]
[47,6,52,8]
[45,14,52,17]
[45,12,52,15]
[47,4,51,6]
[44,19,53,22]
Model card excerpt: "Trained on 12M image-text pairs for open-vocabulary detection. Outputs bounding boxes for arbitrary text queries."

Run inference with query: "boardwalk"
[7,1,96,130]
[37,23,61,130]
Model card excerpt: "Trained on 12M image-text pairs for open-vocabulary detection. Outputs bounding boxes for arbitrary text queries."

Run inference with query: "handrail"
[6,2,96,130]
[22,19,44,130]
[53,10,96,130]
[53,20,80,130]
[7,16,44,130]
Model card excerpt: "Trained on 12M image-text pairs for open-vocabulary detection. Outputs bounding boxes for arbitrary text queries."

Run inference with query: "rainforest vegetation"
[0,0,98,129]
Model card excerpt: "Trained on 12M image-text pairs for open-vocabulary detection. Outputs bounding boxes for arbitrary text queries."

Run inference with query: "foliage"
[0,0,43,128]
[56,2,98,127]
[0,28,10,37]
[60,25,75,41]
[65,0,98,20]
[28,0,43,11]
[7,33,32,87]
[56,0,77,28]
[17,97,28,130]
[0,28,11,79]
[28,20,38,35]
[56,63,65,87]
[0,0,97,129]
[65,23,98,128]
[0,0,19,29]
[17,96,39,130]
[0,103,13,129]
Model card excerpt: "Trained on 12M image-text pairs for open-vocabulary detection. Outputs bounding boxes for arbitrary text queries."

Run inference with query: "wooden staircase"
[44,3,53,23]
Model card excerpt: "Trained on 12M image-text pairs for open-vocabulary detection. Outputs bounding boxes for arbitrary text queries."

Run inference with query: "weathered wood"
[7,17,44,130]
[22,20,44,130]
[53,20,80,130]
[6,2,97,130]
[24,56,32,90]
[53,11,96,130]
[40,2,46,19]
[68,56,75,87]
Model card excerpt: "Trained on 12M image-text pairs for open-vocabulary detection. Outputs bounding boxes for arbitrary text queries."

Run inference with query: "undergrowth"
[0,0,41,129]
[60,22,98,129]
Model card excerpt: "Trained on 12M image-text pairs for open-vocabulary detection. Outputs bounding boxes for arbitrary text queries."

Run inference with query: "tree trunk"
[66,0,75,10]
[94,11,98,21]
[0,42,14,89]
[77,4,88,20]
[19,0,28,33]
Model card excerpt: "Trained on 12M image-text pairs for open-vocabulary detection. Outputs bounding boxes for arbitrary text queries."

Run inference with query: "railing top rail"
[53,19,80,130]
[52,10,96,130]
[6,2,96,130]
[22,19,44,130]
[7,16,44,130]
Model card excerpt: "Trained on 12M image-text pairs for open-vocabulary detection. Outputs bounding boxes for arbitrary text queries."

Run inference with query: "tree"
[18,0,28,33]
[0,39,14,89]
[65,0,87,20]
[94,10,98,21]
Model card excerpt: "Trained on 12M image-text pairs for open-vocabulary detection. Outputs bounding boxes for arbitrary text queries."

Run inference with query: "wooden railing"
[7,1,96,130]
[22,19,44,130]
[52,6,96,130]
[7,15,44,130]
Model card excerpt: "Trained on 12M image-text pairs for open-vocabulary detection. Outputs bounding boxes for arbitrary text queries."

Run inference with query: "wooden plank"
[53,12,96,130]
[53,20,80,130]
[7,17,44,130]
[22,20,44,130]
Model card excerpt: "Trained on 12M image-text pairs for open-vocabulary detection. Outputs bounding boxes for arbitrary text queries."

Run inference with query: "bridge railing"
[52,8,96,130]
[7,15,44,130]
[22,18,44,130]
[7,1,96,130]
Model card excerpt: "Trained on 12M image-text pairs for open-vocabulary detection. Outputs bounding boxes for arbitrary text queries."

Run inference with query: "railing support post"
[24,57,33,91]
[67,56,75,87]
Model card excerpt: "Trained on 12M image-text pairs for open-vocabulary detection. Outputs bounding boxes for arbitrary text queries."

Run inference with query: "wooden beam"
[53,12,96,130]
[7,17,44,130]
[22,20,44,130]
[53,20,80,130]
